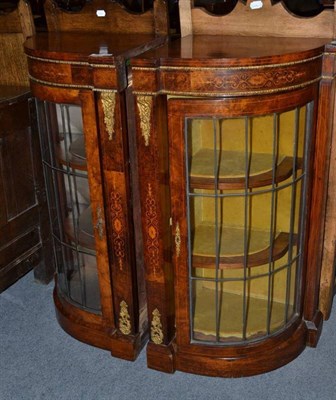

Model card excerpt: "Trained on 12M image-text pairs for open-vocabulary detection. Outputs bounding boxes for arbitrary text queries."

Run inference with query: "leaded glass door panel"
[168,93,315,345]
[36,92,111,315]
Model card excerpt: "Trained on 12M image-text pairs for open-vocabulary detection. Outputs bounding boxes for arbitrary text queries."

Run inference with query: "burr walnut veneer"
[130,35,336,376]
[24,32,166,360]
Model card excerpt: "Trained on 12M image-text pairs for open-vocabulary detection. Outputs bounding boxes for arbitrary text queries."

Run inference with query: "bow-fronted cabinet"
[131,36,336,376]
[24,31,166,360]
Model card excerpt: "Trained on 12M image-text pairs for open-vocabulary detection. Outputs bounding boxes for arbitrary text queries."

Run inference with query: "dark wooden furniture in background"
[0,0,54,293]
[129,0,336,376]
[24,0,168,360]
[43,0,168,34]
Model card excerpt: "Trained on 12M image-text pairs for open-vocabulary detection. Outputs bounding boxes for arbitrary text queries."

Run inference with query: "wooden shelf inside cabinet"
[55,134,87,171]
[189,150,302,190]
[193,287,287,341]
[192,224,292,269]
[64,206,95,251]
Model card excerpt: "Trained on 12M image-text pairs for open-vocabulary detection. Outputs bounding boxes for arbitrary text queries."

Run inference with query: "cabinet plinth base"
[110,331,148,361]
[54,287,146,361]
[147,320,308,377]
[147,340,176,373]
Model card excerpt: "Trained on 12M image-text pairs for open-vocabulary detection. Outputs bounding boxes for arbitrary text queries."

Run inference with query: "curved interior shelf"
[55,134,87,171]
[64,206,95,251]
[189,149,302,190]
[193,286,287,342]
[192,224,293,269]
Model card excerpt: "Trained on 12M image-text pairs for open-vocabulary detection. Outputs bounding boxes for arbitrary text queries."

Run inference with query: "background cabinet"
[0,89,53,292]
[0,0,53,292]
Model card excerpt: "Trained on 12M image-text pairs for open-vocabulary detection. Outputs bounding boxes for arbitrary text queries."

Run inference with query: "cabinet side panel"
[135,94,175,347]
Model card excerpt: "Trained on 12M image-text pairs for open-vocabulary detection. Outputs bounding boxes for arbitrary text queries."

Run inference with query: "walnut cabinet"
[24,32,166,360]
[131,36,336,376]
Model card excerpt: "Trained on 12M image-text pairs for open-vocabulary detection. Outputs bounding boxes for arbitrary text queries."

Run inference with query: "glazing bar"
[41,160,88,178]
[213,117,220,342]
[64,105,82,216]
[285,107,300,322]
[242,116,251,340]
[61,104,87,307]
[65,105,73,143]
[295,101,314,311]
[43,101,71,297]
[266,113,279,335]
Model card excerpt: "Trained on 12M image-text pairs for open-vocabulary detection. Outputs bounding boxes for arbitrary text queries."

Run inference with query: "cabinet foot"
[147,340,176,373]
[54,287,147,361]
[110,331,148,361]
[305,311,323,348]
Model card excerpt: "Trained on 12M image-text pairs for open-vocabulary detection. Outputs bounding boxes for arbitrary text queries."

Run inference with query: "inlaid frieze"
[110,190,126,271]
[160,57,322,95]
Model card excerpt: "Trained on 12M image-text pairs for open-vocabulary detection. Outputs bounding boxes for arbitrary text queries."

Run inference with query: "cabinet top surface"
[24,33,165,63]
[131,35,334,67]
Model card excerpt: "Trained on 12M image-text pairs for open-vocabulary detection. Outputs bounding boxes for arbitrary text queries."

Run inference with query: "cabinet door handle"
[175,222,181,258]
[95,206,104,240]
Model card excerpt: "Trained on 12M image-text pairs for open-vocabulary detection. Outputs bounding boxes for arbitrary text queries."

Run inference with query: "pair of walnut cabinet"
[25,33,336,376]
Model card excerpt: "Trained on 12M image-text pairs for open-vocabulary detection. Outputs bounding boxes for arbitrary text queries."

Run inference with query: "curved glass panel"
[186,103,313,343]
[36,100,101,313]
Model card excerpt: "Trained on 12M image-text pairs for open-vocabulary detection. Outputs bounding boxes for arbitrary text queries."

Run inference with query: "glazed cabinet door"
[168,88,317,347]
[35,89,113,321]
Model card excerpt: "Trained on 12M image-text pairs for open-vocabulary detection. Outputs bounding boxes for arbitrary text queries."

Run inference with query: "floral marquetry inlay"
[137,95,152,146]
[175,222,181,258]
[201,69,303,91]
[159,56,321,96]
[110,191,126,271]
[145,184,160,275]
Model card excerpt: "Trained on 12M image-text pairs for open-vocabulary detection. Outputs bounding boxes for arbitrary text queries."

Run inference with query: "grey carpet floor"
[0,271,335,400]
